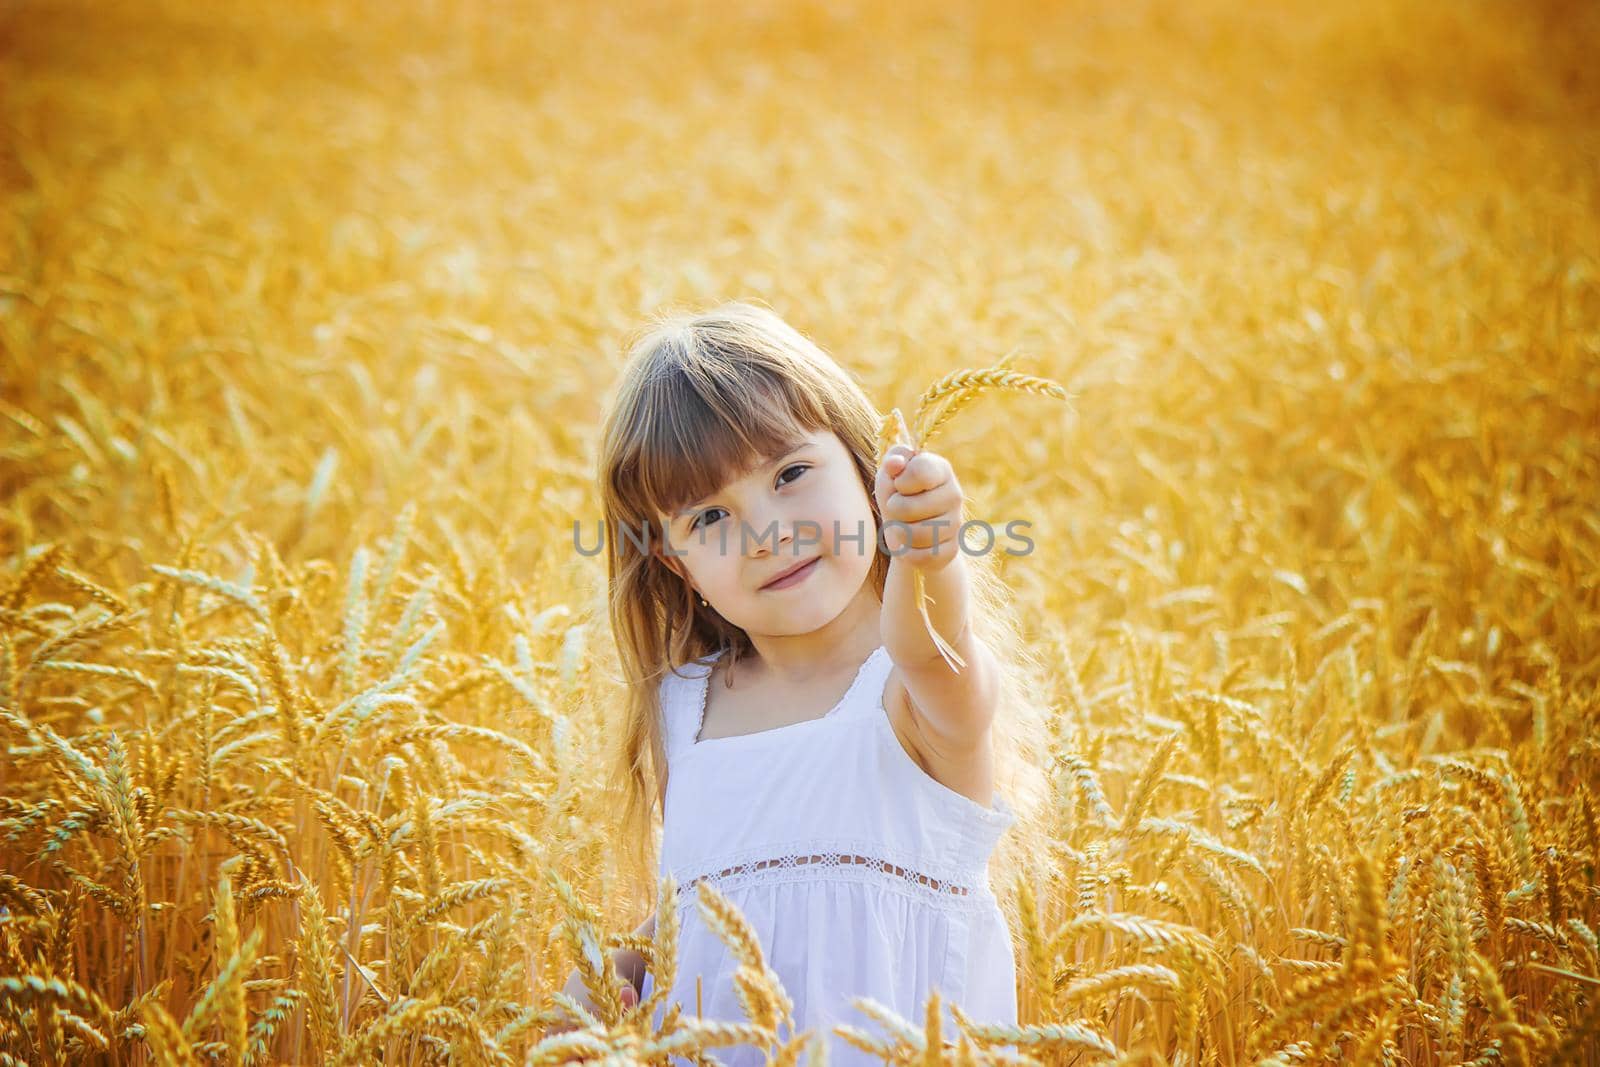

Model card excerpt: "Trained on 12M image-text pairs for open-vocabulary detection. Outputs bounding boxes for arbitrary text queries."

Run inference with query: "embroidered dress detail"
[679,849,985,900]
[670,838,999,917]
[644,643,1019,1067]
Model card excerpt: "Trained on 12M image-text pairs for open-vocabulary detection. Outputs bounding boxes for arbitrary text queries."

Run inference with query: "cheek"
[685,542,738,588]
[832,490,881,561]
[849,484,880,534]
[822,469,873,515]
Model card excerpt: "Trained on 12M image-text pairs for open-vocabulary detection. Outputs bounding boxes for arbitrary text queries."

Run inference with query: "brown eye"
[777,464,809,487]
[691,507,726,531]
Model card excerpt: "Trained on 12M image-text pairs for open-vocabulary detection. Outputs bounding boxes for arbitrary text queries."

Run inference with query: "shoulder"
[657,654,715,692]
[656,656,714,729]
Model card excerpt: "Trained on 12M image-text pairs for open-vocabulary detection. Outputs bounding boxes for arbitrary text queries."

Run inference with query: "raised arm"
[875,445,999,750]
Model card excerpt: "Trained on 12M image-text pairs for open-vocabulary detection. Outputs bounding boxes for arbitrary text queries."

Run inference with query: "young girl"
[578,301,1050,1064]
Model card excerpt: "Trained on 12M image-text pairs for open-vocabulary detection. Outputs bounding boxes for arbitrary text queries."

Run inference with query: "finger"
[878,494,916,527]
[876,446,916,502]
[884,525,920,555]
[892,452,952,496]
[881,482,961,525]
[883,443,917,463]
[906,519,960,553]
[874,462,896,514]
[889,447,915,486]
[883,512,960,554]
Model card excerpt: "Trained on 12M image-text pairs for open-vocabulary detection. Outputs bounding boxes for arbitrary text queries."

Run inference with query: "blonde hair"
[592,300,1056,926]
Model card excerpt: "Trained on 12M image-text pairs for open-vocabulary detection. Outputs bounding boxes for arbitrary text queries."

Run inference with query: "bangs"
[624,361,825,530]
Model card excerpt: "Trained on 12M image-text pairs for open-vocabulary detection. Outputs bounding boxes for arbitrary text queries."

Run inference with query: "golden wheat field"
[3,0,1599,1063]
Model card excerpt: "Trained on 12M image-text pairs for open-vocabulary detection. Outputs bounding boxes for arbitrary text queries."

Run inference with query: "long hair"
[591,299,1055,924]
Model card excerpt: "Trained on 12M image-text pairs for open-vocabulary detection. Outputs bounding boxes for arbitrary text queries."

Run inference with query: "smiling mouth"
[761,557,820,589]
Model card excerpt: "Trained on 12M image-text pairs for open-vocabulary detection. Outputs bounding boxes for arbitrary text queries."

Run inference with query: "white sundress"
[637,643,1019,1066]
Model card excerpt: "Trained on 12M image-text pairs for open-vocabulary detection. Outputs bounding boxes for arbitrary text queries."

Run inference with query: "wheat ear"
[878,354,1070,674]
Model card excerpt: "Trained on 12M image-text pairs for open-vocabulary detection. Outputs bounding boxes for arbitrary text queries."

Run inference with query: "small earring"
[698,594,708,607]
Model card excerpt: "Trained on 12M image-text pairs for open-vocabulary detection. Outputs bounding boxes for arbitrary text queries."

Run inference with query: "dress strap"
[840,644,895,721]
[659,654,718,760]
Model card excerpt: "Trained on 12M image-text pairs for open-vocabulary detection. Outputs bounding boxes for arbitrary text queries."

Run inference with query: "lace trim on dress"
[669,841,996,915]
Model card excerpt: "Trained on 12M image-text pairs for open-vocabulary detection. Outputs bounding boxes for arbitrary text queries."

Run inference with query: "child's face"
[655,428,878,638]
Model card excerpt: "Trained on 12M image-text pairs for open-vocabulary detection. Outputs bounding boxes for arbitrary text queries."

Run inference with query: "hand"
[546,968,638,1035]
[874,444,965,573]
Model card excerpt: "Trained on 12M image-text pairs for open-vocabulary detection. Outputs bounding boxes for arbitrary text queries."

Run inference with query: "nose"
[742,500,796,558]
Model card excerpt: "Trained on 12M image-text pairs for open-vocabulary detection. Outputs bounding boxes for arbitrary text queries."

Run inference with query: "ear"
[652,543,689,586]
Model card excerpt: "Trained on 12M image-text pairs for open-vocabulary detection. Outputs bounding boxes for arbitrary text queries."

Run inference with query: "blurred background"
[2,0,1597,1063]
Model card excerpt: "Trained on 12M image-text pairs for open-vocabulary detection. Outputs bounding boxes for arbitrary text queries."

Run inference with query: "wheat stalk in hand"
[878,354,1071,673]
